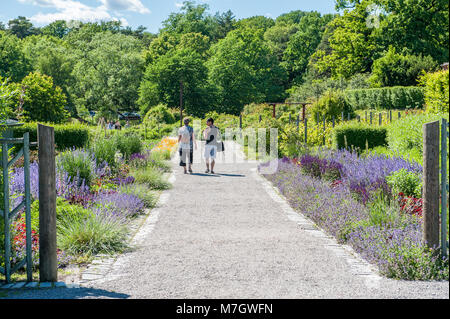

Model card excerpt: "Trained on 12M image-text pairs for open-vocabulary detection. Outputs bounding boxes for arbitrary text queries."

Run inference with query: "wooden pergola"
[266,102,311,120]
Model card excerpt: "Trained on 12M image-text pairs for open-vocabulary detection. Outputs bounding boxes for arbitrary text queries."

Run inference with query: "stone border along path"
[2,140,448,299]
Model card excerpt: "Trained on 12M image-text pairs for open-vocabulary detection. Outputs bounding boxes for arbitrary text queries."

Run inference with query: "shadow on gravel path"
[0,287,130,299]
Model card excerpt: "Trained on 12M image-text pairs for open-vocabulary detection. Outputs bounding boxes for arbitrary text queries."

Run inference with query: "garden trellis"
[0,133,32,283]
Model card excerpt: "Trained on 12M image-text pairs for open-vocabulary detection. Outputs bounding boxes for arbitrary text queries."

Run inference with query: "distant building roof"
[442,62,449,70]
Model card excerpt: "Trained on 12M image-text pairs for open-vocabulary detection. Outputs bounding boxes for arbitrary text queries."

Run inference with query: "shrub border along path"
[2,141,448,299]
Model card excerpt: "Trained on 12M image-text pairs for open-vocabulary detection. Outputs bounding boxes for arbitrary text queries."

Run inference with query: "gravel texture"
[3,141,448,299]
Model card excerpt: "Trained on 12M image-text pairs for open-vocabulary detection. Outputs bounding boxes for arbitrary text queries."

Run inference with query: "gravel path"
[4,141,448,299]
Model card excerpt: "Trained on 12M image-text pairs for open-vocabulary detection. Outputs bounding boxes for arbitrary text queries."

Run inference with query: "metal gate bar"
[0,133,32,283]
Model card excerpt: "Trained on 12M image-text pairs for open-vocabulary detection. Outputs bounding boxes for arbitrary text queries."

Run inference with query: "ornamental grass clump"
[131,166,171,190]
[57,213,129,256]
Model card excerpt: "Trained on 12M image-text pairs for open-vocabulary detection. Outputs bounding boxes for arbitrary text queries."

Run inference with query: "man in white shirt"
[203,118,221,174]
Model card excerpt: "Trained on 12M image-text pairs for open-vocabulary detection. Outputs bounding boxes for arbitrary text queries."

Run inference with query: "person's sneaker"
[188,168,193,174]
[205,169,210,174]
[184,170,188,174]
[211,170,215,174]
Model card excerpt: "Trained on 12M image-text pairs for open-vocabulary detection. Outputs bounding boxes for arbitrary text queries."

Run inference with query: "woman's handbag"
[218,141,225,152]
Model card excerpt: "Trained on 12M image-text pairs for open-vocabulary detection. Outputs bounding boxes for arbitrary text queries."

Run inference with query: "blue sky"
[0,0,338,34]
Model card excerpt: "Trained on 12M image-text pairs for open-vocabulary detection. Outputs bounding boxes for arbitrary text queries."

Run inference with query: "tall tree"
[0,31,31,82]
[207,27,286,115]
[41,20,70,38]
[7,16,39,39]
[282,12,336,83]
[139,47,214,117]
[71,32,144,115]
[309,3,377,79]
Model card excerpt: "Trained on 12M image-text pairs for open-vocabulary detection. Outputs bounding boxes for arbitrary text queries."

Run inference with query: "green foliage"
[374,0,449,64]
[344,86,425,110]
[19,72,68,123]
[419,70,449,114]
[56,149,95,186]
[70,31,144,114]
[333,122,388,151]
[12,122,90,150]
[309,3,376,79]
[386,113,448,156]
[57,213,129,256]
[139,47,214,117]
[386,169,422,198]
[369,47,438,87]
[0,31,31,82]
[131,166,171,190]
[282,12,335,83]
[113,133,143,160]
[143,104,176,125]
[310,90,354,124]
[148,151,172,172]
[207,27,286,115]
[90,136,117,169]
[118,183,157,208]
[6,16,39,39]
[30,198,94,232]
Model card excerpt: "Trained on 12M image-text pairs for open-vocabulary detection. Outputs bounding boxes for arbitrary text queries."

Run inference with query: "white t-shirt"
[178,126,192,150]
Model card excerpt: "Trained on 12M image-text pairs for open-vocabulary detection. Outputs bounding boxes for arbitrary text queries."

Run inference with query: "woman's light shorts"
[204,144,217,159]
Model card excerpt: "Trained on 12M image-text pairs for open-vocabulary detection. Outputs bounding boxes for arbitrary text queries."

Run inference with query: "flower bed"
[260,150,448,280]
[1,134,176,278]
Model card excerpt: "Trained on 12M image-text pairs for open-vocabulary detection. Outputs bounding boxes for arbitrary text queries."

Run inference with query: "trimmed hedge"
[12,122,90,150]
[344,86,424,110]
[332,122,387,151]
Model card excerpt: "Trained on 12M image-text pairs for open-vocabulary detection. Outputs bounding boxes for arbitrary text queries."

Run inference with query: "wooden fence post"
[441,119,448,257]
[379,113,382,126]
[422,121,440,249]
[239,114,242,130]
[296,115,300,132]
[38,124,57,282]
[304,118,308,144]
[322,115,326,145]
[370,112,373,125]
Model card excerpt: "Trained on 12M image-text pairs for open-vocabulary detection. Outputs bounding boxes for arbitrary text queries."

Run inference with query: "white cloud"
[175,2,183,8]
[99,0,150,14]
[17,0,148,25]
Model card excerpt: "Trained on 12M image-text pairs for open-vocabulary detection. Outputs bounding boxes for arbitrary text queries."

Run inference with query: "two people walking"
[178,117,222,174]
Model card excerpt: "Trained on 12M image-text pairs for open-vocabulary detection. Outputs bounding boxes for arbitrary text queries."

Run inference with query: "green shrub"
[369,48,438,87]
[56,148,95,185]
[332,122,387,151]
[113,133,143,160]
[57,213,129,256]
[144,104,176,125]
[19,72,68,123]
[386,113,448,156]
[310,90,354,124]
[12,122,90,150]
[344,86,424,110]
[419,70,449,114]
[386,169,422,198]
